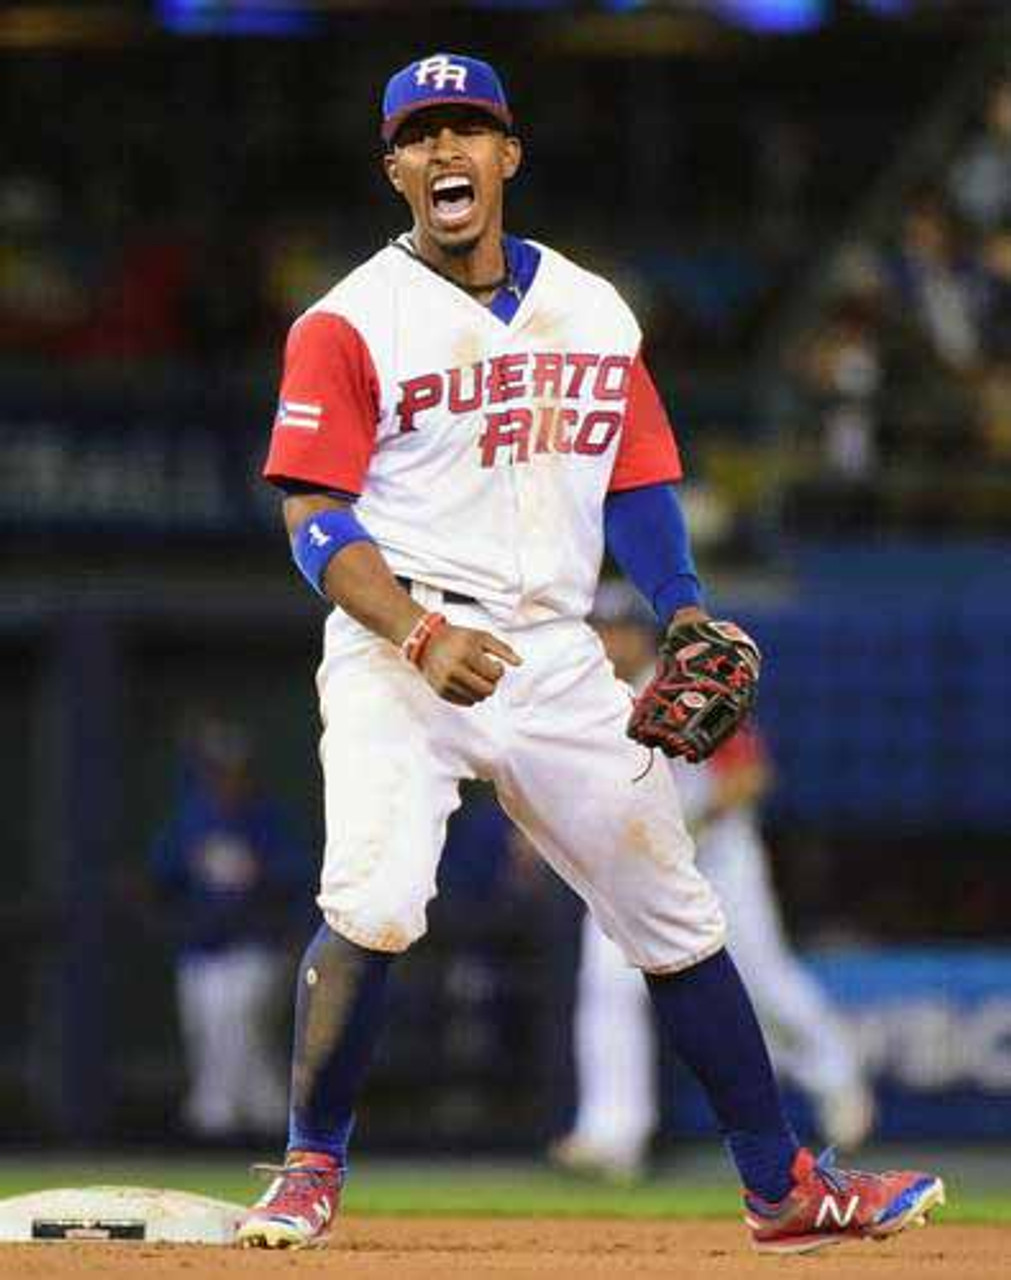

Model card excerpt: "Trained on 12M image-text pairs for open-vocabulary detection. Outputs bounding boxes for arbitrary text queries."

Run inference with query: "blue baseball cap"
[382,53,513,146]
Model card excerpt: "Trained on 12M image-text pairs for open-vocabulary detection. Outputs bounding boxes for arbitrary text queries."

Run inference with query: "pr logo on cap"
[382,52,512,144]
[413,55,469,92]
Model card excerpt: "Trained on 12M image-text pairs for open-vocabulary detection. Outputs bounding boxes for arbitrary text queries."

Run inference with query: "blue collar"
[488,234,541,324]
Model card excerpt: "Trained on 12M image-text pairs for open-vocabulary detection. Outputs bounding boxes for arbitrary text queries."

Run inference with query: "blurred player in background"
[551,583,874,1182]
[149,716,309,1140]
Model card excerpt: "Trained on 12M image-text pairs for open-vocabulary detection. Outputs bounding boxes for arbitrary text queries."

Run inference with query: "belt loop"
[396,576,476,609]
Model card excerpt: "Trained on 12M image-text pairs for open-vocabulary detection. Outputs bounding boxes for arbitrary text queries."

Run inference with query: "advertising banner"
[673,948,1011,1139]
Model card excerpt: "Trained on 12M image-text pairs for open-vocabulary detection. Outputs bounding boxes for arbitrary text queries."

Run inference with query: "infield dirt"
[0,1217,1005,1279]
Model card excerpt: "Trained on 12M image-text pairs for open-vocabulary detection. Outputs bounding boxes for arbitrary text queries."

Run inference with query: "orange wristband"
[401,611,447,668]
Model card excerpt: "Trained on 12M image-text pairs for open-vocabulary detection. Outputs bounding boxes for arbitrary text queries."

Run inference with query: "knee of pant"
[322,904,425,954]
[300,919,398,987]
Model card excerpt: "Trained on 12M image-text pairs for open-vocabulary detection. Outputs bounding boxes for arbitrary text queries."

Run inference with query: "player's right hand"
[420,624,522,706]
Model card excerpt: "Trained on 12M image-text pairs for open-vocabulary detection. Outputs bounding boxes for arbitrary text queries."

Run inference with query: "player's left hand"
[627,615,761,763]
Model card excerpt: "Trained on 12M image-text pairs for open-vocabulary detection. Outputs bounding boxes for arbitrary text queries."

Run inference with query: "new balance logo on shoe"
[237,1154,341,1250]
[815,1195,860,1229]
[745,1148,945,1256]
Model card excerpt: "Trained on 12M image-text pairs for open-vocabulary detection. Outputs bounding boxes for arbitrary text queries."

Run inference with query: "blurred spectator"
[787,68,1011,499]
[0,172,88,357]
[62,197,197,365]
[948,76,1011,234]
[752,114,815,260]
[788,192,987,493]
[262,211,351,334]
[149,715,310,1140]
[977,223,1011,359]
[973,224,1011,460]
[800,265,886,479]
[550,583,873,1182]
[882,190,982,374]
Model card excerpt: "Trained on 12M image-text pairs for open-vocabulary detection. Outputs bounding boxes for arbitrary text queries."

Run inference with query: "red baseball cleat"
[744,1147,945,1255]
[236,1150,342,1249]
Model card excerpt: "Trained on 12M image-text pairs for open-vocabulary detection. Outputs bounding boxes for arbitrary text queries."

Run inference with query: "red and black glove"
[627,618,761,763]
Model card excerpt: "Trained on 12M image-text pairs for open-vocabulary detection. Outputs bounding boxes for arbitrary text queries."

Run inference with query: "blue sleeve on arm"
[604,483,703,626]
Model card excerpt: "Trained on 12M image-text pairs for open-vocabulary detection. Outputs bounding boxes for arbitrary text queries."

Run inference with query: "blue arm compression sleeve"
[604,483,703,625]
[291,507,375,598]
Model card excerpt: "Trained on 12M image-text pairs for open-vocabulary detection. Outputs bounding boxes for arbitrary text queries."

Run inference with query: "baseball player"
[149,718,307,1140]
[237,53,943,1252]
[551,584,875,1183]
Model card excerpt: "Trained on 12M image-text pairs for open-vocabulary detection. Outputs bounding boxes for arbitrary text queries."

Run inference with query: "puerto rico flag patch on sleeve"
[276,399,323,431]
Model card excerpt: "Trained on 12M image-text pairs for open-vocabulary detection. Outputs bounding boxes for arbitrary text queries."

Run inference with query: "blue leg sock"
[646,949,798,1201]
[286,922,395,1171]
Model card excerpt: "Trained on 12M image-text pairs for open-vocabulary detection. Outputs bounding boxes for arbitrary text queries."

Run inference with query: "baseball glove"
[627,618,761,762]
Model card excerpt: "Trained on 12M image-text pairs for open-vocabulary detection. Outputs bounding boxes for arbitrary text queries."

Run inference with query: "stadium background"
[2,0,1010,1203]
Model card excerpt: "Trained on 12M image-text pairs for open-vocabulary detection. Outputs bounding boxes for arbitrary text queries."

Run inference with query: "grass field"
[0,1150,1008,1225]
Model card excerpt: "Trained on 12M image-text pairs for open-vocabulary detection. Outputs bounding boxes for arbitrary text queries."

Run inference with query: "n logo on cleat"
[815,1195,859,1229]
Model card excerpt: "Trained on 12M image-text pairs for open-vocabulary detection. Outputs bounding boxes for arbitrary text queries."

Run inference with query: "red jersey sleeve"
[711,726,769,777]
[262,311,380,495]
[608,353,683,492]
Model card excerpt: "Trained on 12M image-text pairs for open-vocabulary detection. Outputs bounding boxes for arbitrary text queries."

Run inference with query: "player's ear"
[383,151,405,195]
[502,135,522,182]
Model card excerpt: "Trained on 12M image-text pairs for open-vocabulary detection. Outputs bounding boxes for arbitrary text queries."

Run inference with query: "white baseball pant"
[315,588,725,974]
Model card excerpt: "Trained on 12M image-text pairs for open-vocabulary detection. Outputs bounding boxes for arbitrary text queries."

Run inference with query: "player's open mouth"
[430,174,476,228]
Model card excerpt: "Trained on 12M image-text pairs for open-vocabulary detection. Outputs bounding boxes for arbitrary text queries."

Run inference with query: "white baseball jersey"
[262,237,723,972]
[263,238,681,624]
